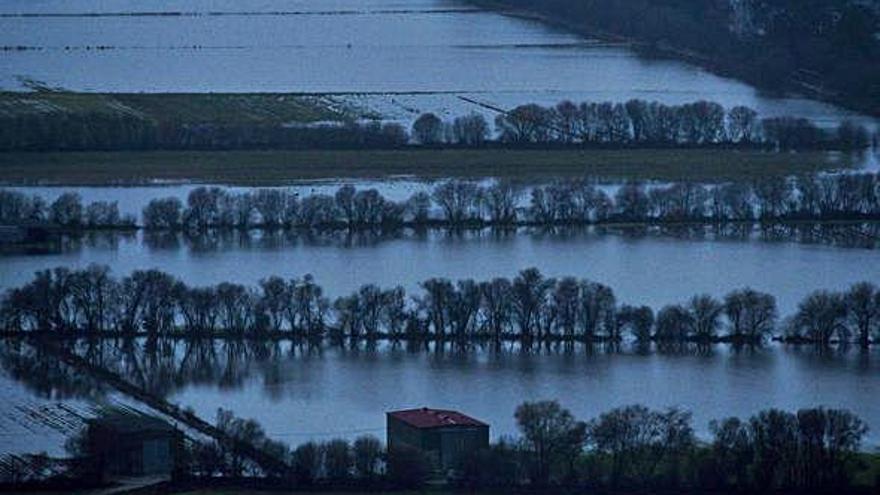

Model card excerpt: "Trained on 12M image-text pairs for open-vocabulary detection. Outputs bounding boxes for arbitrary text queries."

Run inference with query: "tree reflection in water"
[1,337,874,404]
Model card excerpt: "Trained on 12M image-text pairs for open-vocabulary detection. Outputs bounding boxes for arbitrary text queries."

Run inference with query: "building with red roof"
[386,407,489,471]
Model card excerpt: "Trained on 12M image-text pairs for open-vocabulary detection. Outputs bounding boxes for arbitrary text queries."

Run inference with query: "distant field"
[0,149,855,186]
[0,91,342,124]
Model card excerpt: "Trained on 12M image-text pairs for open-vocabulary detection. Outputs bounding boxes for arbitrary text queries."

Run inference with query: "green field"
[0,148,856,186]
[0,91,343,125]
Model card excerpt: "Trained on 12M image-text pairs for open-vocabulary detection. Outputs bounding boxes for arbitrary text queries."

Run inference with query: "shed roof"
[89,407,177,435]
[388,408,487,429]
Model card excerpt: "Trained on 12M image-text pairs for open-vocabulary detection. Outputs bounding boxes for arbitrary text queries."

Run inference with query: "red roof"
[388,408,487,429]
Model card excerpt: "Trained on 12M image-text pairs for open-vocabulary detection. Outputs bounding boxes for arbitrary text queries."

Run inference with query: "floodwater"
[3,340,880,449]
[2,0,880,458]
[1,0,875,127]
[2,228,880,316]
[169,342,880,446]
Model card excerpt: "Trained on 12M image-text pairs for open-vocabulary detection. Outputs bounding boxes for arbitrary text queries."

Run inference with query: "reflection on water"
[2,338,879,445]
[3,225,880,315]
[35,223,880,252]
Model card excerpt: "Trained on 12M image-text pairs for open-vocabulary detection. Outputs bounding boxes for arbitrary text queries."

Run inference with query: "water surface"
[168,343,880,445]
[3,228,879,316]
[1,0,874,127]
[4,339,879,448]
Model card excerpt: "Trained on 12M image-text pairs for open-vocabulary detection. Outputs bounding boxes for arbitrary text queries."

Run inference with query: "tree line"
[418,100,873,151]
[94,402,873,492]
[0,113,410,152]
[2,265,877,347]
[0,190,136,229]
[1,96,873,152]
[2,172,879,232]
[463,401,871,491]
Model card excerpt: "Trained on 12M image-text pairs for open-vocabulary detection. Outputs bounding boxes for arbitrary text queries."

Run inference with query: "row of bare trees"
[472,401,869,491]
[4,172,878,232]
[185,401,871,491]
[189,409,386,482]
[2,266,877,346]
[412,99,872,150]
[5,94,870,152]
[0,190,136,228]
[136,172,880,228]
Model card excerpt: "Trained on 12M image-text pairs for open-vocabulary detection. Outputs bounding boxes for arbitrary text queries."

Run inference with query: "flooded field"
[3,227,880,316]
[2,0,880,474]
[1,0,874,127]
[3,339,880,449]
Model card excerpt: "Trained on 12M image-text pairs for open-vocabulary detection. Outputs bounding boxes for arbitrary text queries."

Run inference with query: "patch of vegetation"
[0,149,857,185]
[0,92,341,125]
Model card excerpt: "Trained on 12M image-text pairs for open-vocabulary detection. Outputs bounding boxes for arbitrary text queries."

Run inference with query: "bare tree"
[334,185,357,225]
[420,278,455,338]
[185,187,225,230]
[353,435,383,480]
[353,189,385,225]
[496,104,555,143]
[405,191,432,224]
[49,192,83,227]
[578,280,616,339]
[515,400,587,485]
[85,201,122,228]
[68,264,117,332]
[788,290,847,344]
[322,439,352,481]
[511,268,552,341]
[143,197,183,229]
[617,305,654,342]
[432,181,480,224]
[843,282,879,348]
[482,181,521,224]
[452,113,490,146]
[412,113,445,145]
[614,182,649,220]
[0,190,46,224]
[216,282,255,333]
[727,106,760,143]
[655,304,694,341]
[724,288,777,341]
[479,278,513,341]
[252,189,288,227]
[448,280,481,339]
[688,294,724,340]
[588,405,694,487]
[258,276,289,332]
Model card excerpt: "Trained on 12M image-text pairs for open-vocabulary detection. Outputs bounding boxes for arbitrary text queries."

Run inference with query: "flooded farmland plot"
[1,0,874,128]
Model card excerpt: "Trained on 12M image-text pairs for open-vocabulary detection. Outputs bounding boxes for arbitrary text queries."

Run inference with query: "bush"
[386,445,431,488]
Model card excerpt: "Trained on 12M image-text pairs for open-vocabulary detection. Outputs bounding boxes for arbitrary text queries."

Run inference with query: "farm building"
[86,408,183,478]
[387,407,489,471]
